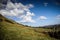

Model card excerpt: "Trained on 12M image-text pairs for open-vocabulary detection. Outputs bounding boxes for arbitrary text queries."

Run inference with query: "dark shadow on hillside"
[48,31,60,39]
[5,19,14,24]
[0,19,3,22]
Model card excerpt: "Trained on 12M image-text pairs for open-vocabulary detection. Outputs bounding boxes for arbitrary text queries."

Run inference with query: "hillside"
[33,25,60,40]
[0,14,59,40]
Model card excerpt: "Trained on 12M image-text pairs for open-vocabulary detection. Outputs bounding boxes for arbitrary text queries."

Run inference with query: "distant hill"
[42,24,60,31]
[0,14,60,40]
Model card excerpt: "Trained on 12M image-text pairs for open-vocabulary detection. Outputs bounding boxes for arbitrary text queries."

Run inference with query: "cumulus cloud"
[0,1,35,23]
[26,12,35,16]
[56,15,60,19]
[20,11,35,23]
[39,16,47,20]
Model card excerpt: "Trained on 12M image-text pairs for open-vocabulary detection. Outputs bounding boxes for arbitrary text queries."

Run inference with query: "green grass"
[0,14,58,40]
[0,21,56,40]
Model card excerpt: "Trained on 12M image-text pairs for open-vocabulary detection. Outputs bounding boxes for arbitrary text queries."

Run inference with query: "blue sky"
[0,0,60,26]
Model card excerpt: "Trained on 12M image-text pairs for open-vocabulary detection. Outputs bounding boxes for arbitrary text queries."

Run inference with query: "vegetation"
[0,14,60,40]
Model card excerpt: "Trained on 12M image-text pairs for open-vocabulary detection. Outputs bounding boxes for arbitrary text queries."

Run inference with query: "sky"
[0,0,60,27]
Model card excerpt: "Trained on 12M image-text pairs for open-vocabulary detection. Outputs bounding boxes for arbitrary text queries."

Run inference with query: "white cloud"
[26,4,34,8]
[26,12,35,16]
[39,16,47,20]
[20,15,35,23]
[43,2,48,7]
[56,15,60,19]
[0,1,35,23]
[20,11,35,23]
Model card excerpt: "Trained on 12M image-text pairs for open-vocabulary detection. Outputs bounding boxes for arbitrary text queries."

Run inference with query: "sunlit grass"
[0,21,56,40]
[0,15,58,40]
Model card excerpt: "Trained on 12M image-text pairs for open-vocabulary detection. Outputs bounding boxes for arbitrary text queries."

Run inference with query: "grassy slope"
[0,14,57,40]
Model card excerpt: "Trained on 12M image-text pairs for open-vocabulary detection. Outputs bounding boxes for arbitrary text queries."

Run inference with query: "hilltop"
[0,14,60,40]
